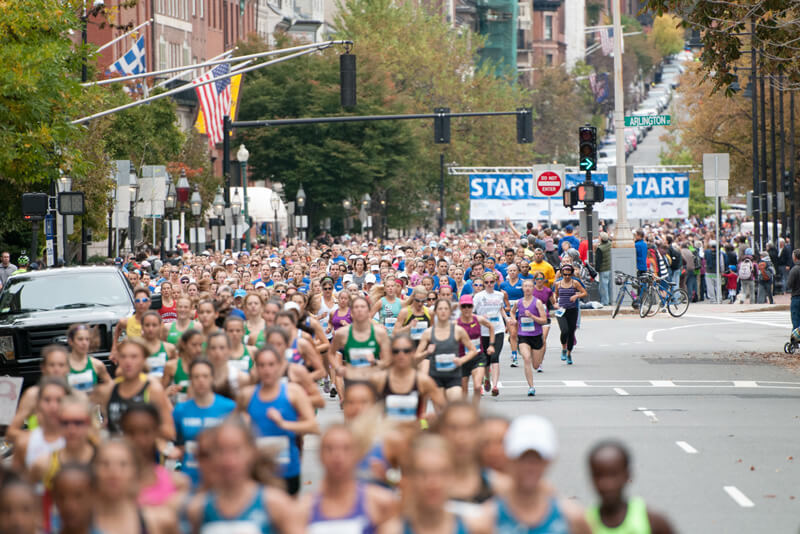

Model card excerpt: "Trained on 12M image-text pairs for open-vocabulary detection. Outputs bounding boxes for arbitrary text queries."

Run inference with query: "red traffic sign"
[536,171,562,196]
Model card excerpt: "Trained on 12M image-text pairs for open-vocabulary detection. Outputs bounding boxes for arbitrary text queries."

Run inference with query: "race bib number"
[185,440,198,469]
[309,519,367,534]
[385,393,418,421]
[229,357,250,374]
[384,317,397,335]
[446,500,485,519]
[520,317,535,330]
[256,435,291,464]
[410,321,428,340]
[202,522,262,534]
[320,318,329,330]
[489,315,502,325]
[146,354,167,377]
[348,348,373,368]
[68,369,94,392]
[435,353,457,372]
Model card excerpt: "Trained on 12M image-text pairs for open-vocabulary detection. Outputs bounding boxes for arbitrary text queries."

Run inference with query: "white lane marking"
[723,486,755,508]
[620,342,630,346]
[614,388,629,396]
[733,381,759,388]
[599,344,610,347]
[646,322,726,342]
[637,407,659,422]
[675,441,698,454]
[651,380,676,387]
[686,313,789,329]
[564,380,587,387]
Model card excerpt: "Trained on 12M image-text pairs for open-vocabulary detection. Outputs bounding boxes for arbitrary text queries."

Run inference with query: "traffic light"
[577,183,605,203]
[434,107,450,144]
[563,187,577,208]
[516,107,533,143]
[578,125,597,171]
[340,53,356,108]
[22,193,48,221]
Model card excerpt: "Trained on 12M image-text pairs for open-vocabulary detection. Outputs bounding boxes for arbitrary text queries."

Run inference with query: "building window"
[544,14,553,41]
[517,29,525,49]
[545,53,553,66]
[158,37,167,70]
[200,0,204,18]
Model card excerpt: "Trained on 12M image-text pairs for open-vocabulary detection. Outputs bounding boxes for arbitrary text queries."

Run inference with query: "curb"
[581,304,789,316]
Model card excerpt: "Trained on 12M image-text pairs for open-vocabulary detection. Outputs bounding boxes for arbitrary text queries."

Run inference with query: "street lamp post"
[231,190,242,252]
[176,169,190,251]
[236,144,250,250]
[127,170,137,254]
[296,183,307,242]
[343,198,352,234]
[212,188,225,251]
[454,203,461,233]
[379,197,387,240]
[270,192,280,247]
[164,177,176,257]
[362,193,371,238]
[190,186,202,254]
[58,175,73,262]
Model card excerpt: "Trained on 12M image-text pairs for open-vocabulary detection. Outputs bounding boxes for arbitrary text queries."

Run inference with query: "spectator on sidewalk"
[634,229,648,276]
[787,249,800,330]
[594,232,612,306]
[738,248,757,304]
[723,266,738,304]
[704,240,722,304]
[777,238,792,293]
[680,241,697,301]
[756,250,775,304]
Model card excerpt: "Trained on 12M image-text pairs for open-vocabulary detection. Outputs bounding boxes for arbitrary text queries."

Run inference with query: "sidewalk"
[583,293,790,317]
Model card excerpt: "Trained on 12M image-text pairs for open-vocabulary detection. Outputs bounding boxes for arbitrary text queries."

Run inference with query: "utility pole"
[611,0,632,248]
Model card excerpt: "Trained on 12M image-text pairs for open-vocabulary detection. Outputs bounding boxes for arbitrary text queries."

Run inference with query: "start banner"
[468,172,689,221]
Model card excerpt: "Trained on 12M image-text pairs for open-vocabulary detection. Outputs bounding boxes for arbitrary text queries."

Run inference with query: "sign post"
[703,153,730,304]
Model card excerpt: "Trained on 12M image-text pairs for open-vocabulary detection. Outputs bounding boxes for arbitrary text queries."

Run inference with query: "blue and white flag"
[109,36,146,76]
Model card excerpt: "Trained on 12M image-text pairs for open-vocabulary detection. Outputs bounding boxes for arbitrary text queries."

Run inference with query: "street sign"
[703,153,730,181]
[58,192,85,215]
[536,171,562,196]
[44,214,55,266]
[624,115,671,127]
[704,180,728,197]
[607,165,634,186]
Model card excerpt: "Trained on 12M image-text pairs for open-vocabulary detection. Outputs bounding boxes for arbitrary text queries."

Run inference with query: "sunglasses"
[276,290,286,294]
[460,304,473,309]
[60,418,88,427]
[473,283,484,288]
[322,286,333,290]
[392,347,414,354]
[414,298,427,304]
[134,298,150,303]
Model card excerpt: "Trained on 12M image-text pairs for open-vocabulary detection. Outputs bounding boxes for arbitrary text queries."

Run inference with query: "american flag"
[598,28,613,56]
[194,63,231,148]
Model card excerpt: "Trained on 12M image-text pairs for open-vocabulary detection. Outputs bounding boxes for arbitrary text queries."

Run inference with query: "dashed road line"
[686,313,789,329]
[675,441,698,454]
[637,407,659,422]
[646,322,726,342]
[563,380,587,387]
[650,380,677,387]
[723,486,755,508]
[733,380,759,388]
[613,388,629,396]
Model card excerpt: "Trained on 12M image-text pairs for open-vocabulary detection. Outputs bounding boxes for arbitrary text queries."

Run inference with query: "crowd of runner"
[0,218,723,534]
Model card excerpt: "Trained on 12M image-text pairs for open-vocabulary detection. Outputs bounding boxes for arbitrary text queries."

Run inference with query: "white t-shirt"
[473,290,506,336]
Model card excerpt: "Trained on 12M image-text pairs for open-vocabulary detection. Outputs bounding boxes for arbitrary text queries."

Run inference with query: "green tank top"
[342,324,380,367]
[586,497,651,534]
[67,357,98,393]
[254,329,266,349]
[173,358,190,392]
[167,320,195,345]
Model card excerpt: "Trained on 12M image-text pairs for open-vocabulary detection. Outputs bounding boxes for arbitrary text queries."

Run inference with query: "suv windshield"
[0,273,130,314]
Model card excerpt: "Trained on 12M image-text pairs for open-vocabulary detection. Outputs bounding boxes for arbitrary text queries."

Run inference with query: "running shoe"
[491,387,499,397]
[537,366,543,373]
[483,377,491,392]
[329,386,338,398]
[561,350,567,361]
[322,377,331,394]
[510,358,519,368]
[566,355,573,365]
[527,387,536,397]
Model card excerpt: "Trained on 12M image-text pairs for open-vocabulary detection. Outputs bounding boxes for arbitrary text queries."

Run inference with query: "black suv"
[0,266,135,386]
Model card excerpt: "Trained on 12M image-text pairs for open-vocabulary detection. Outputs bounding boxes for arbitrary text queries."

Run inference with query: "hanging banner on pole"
[469,172,689,221]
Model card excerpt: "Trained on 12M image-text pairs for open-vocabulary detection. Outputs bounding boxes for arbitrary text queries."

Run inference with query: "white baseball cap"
[365,273,377,284]
[284,301,301,313]
[504,415,558,461]
[225,259,235,266]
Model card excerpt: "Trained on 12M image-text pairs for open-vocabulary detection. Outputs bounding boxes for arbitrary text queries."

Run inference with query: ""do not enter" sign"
[536,171,562,196]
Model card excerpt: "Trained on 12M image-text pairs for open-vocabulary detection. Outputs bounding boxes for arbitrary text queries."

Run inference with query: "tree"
[652,14,684,58]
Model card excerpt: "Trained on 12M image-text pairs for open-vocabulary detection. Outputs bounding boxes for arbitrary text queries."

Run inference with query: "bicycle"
[638,272,690,318]
[612,271,642,319]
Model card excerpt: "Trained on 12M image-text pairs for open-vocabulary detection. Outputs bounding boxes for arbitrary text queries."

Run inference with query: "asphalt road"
[303,308,800,533]
[627,124,668,167]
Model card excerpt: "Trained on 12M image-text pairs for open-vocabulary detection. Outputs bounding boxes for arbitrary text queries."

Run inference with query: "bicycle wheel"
[667,288,690,317]
[612,289,625,318]
[646,288,662,317]
[639,288,653,318]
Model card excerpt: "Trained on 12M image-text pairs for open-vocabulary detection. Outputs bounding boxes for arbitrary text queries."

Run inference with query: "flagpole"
[72,41,353,125]
[97,19,152,53]
[83,40,344,87]
[611,0,633,247]
[152,49,236,90]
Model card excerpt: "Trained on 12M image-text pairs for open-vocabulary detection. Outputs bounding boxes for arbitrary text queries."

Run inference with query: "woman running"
[317,277,338,339]
[140,311,176,379]
[196,298,221,340]
[331,296,391,387]
[473,272,508,397]
[51,464,95,534]
[205,331,250,400]
[236,345,319,495]
[97,338,174,440]
[265,327,326,410]
[184,418,300,533]
[162,295,197,345]
[532,273,557,370]
[243,293,267,347]
[66,323,110,395]
[553,264,586,365]
[275,310,326,381]
[330,290,353,332]
[395,286,433,346]
[111,287,152,360]
[157,282,177,324]
[11,378,68,474]
[91,439,177,534]
[250,298,282,349]
[500,263,524,368]
[224,315,257,374]
[416,299,479,402]
[162,329,204,403]
[510,279,547,397]
[120,403,190,510]
[456,295,493,406]
[372,334,445,421]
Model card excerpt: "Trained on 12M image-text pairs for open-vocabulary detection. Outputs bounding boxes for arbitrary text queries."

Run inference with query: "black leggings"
[559,308,579,351]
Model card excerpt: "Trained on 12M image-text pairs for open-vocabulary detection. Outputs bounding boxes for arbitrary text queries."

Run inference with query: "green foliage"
[651,14,684,57]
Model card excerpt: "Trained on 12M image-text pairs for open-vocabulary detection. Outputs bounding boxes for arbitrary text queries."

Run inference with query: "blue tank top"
[516,297,543,336]
[495,497,570,534]
[289,337,304,365]
[404,516,468,534]
[501,278,524,302]
[201,485,272,534]
[247,383,301,478]
[557,284,578,309]
[309,483,375,534]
